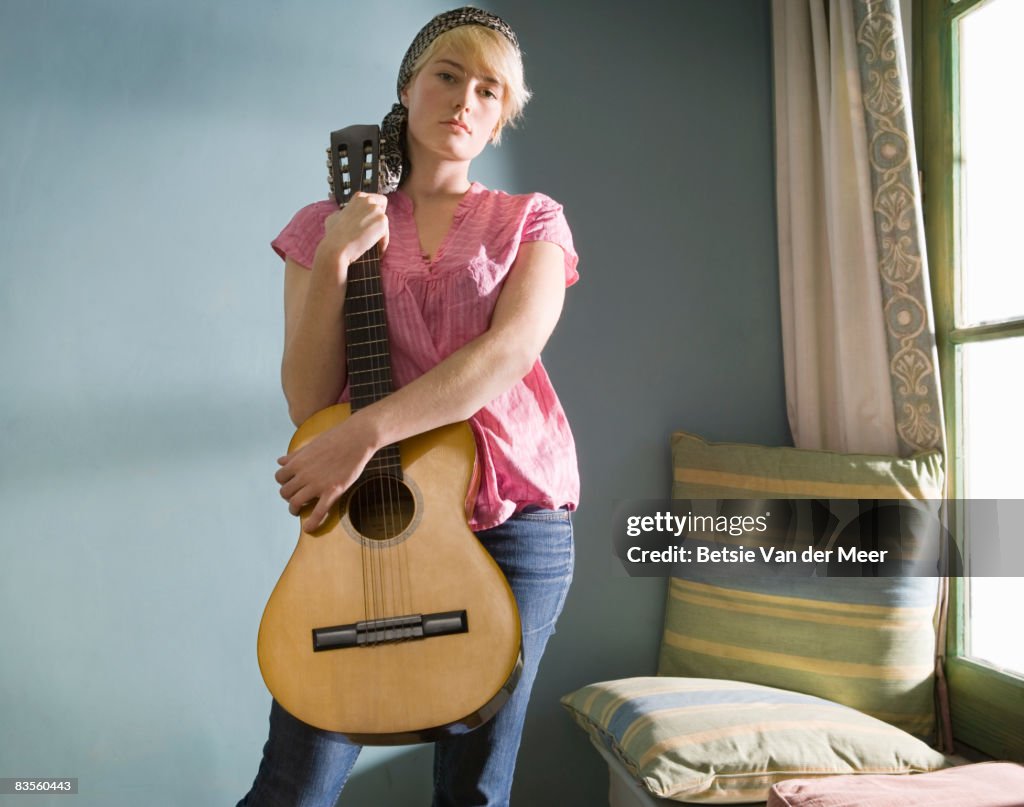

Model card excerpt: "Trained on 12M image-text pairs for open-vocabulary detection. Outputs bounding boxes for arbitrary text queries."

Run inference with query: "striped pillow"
[671,432,944,500]
[663,431,945,740]
[561,677,949,804]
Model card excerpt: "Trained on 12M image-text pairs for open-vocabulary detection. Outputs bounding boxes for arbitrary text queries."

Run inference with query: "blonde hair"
[404,25,531,144]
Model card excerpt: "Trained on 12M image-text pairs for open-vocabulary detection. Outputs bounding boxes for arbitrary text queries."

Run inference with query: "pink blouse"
[271,181,580,530]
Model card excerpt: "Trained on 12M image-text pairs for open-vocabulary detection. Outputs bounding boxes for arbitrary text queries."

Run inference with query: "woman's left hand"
[275,417,379,533]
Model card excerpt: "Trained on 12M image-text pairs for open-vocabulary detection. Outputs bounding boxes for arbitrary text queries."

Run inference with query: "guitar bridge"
[312,610,468,651]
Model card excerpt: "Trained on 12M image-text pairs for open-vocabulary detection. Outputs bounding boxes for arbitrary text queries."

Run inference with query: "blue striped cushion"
[561,677,949,804]
[664,431,945,740]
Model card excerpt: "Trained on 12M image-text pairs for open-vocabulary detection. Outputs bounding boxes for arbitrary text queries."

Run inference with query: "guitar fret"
[349,365,391,374]
[349,351,389,360]
[350,380,393,388]
[345,325,387,333]
[366,458,401,468]
[348,307,385,316]
[366,458,401,467]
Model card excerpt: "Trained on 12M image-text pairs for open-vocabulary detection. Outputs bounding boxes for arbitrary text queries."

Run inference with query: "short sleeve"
[270,200,337,269]
[520,195,579,287]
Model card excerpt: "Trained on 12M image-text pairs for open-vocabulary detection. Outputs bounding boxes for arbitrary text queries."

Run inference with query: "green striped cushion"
[663,431,945,740]
[671,431,944,500]
[561,677,949,804]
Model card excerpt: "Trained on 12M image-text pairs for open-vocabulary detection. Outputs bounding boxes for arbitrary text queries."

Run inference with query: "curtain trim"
[852,0,946,454]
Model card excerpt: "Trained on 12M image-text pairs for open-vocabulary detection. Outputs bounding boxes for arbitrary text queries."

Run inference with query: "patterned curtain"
[773,0,944,457]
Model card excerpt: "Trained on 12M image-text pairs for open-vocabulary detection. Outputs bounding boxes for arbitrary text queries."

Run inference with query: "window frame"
[919,0,1024,760]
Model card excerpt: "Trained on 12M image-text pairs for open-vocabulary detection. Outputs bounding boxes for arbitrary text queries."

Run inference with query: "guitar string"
[366,247,389,644]
[351,258,376,643]
[358,242,379,642]
[364,239,398,644]
[354,151,382,647]
[371,232,409,644]
[335,146,366,643]
[366,238,397,642]
[368,143,414,641]
[348,199,381,642]
[385,163,413,639]
[366,143,396,644]
[368,142,399,643]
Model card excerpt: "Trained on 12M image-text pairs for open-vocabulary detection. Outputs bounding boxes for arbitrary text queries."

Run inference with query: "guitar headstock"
[326,125,382,207]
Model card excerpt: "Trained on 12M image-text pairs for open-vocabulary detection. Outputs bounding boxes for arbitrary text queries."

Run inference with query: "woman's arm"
[280,258,348,425]
[276,239,568,532]
[280,193,390,424]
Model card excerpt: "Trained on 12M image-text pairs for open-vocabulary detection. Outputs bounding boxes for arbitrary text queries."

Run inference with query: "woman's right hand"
[312,192,389,283]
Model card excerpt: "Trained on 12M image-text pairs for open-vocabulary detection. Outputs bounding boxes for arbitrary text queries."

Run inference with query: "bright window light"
[958,0,1024,675]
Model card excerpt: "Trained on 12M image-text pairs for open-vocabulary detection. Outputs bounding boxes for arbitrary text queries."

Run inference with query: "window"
[921,0,1024,759]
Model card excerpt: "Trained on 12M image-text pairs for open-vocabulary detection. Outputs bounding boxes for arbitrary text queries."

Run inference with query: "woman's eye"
[438,72,455,82]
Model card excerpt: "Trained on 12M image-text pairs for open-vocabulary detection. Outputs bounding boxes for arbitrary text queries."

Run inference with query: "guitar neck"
[345,244,393,410]
[344,243,402,476]
[326,124,399,477]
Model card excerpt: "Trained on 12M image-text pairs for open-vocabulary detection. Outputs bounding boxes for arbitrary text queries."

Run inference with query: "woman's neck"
[399,146,472,206]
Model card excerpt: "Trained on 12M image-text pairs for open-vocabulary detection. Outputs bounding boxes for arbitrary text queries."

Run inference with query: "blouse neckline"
[389,181,486,272]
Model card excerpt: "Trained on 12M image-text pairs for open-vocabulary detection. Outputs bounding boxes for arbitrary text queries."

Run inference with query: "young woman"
[237,8,579,806]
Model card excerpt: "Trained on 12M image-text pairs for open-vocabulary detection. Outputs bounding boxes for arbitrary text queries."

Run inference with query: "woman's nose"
[454,85,475,112]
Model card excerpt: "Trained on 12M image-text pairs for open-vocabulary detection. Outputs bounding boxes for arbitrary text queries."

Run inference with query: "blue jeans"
[236,507,574,807]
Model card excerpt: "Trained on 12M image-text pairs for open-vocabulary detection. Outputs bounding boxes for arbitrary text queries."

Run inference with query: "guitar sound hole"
[346,476,415,541]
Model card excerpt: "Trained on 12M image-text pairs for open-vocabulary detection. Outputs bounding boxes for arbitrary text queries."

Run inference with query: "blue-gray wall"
[0,1,787,805]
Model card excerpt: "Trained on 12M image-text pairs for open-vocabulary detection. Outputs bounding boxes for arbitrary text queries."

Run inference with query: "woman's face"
[401,49,505,165]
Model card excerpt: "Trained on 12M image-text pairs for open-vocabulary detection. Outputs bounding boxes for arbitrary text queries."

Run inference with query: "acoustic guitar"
[257,125,522,744]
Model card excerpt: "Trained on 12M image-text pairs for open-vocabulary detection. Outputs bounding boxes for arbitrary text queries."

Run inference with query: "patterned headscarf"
[379,6,520,193]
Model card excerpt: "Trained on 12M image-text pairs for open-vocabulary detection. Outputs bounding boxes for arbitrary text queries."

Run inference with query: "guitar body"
[257,404,523,743]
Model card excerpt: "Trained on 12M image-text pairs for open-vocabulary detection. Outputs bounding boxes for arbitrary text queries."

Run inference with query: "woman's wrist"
[307,256,350,306]
[311,245,351,289]
[350,405,390,455]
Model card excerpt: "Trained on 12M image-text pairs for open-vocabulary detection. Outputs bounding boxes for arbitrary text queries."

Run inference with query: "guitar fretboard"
[345,245,401,477]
